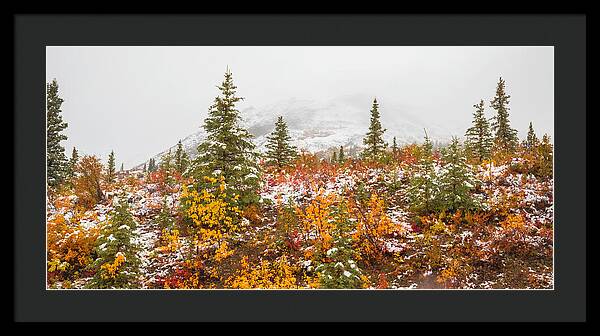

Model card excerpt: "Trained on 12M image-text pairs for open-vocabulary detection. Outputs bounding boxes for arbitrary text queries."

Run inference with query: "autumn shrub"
[226,255,298,289]
[73,155,106,209]
[47,213,100,284]
[350,193,400,264]
[295,190,337,255]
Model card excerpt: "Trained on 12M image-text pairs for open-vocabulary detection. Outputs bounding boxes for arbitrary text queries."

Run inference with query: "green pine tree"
[361,98,387,161]
[106,151,116,184]
[525,121,539,151]
[87,198,141,289]
[264,116,298,169]
[392,137,398,157]
[338,146,345,163]
[438,137,480,212]
[148,158,156,173]
[67,146,79,180]
[535,134,553,179]
[159,149,173,172]
[46,79,69,188]
[120,163,124,172]
[331,150,338,164]
[490,77,518,153]
[465,99,493,163]
[143,163,147,173]
[189,68,261,206]
[174,140,190,174]
[315,201,364,289]
[408,130,439,214]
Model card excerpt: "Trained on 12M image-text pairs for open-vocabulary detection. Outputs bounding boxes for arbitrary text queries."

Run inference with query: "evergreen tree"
[408,130,439,214]
[159,149,173,172]
[535,134,553,179]
[465,99,493,163]
[87,198,141,289]
[438,137,480,212]
[338,146,345,163]
[147,158,156,173]
[106,151,116,184]
[361,98,387,161]
[525,122,539,151]
[67,146,79,180]
[120,163,124,172]
[46,79,69,188]
[490,77,518,153]
[143,163,147,173]
[331,150,338,164]
[264,116,298,169]
[392,137,398,157]
[174,140,190,174]
[315,202,364,289]
[189,68,261,206]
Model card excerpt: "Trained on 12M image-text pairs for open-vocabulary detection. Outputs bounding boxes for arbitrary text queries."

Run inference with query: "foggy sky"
[46,46,554,168]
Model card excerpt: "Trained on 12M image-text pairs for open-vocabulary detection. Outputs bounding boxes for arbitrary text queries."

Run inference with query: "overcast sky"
[46,46,553,168]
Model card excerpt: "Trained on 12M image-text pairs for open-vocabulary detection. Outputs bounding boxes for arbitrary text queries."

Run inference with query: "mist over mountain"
[135,95,460,169]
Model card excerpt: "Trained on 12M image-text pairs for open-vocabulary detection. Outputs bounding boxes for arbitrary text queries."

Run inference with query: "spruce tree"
[361,98,387,161]
[490,77,518,153]
[190,68,261,206]
[408,130,439,214]
[465,99,493,163]
[392,137,398,157]
[67,147,79,180]
[106,151,116,184]
[87,198,141,289]
[159,149,173,172]
[174,140,190,174]
[439,137,479,212]
[338,146,345,163]
[525,122,539,151]
[148,158,156,173]
[535,134,553,179]
[331,150,338,164]
[120,163,124,172]
[143,163,147,173]
[46,79,69,188]
[264,116,298,169]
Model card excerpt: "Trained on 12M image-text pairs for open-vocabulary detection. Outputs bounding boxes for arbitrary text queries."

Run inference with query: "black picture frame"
[14,14,587,322]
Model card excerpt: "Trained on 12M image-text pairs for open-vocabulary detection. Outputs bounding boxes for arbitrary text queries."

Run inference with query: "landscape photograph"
[45,46,554,290]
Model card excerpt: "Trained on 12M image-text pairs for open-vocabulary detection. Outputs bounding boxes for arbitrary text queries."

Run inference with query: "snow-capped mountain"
[134,96,458,169]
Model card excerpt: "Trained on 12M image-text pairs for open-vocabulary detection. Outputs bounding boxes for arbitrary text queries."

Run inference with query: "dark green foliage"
[106,151,116,184]
[465,100,493,163]
[46,79,69,188]
[174,140,190,174]
[490,77,519,153]
[525,122,539,151]
[87,198,141,289]
[361,98,387,161]
[189,68,261,206]
[143,163,147,173]
[315,201,364,289]
[148,158,157,173]
[159,149,173,172]
[535,134,553,179]
[331,150,338,164]
[407,131,439,214]
[438,138,480,212]
[156,196,175,229]
[67,147,79,181]
[338,146,345,163]
[392,137,398,157]
[264,116,298,169]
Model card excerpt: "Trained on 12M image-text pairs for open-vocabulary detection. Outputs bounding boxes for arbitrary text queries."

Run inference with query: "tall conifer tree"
[46,79,69,188]
[264,116,298,169]
[490,77,518,153]
[361,98,387,161]
[106,151,116,184]
[465,100,493,163]
[190,68,260,206]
